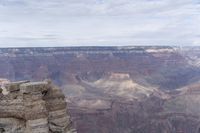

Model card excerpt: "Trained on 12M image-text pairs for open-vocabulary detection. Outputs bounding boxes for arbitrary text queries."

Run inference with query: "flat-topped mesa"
[0,80,76,133]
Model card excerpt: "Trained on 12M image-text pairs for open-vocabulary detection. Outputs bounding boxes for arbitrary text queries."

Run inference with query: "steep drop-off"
[1,47,200,133]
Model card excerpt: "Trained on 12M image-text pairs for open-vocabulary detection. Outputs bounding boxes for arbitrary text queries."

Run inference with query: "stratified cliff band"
[1,47,200,133]
[0,80,76,133]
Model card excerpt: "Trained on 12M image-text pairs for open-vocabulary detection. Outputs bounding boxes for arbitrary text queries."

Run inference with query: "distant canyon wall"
[0,47,200,90]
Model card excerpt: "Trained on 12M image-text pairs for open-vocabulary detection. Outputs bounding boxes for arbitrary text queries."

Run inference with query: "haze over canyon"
[1,46,200,133]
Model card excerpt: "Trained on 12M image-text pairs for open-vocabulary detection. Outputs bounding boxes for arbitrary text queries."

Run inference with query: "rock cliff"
[1,47,200,132]
[0,80,76,133]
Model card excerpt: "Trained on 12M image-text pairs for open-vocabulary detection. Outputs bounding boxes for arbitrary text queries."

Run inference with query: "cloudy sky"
[0,0,199,47]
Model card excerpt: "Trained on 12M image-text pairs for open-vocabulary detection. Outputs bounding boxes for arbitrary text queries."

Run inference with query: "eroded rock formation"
[0,80,76,133]
[1,47,200,132]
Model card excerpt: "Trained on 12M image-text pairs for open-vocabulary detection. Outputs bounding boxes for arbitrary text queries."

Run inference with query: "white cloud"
[0,0,199,47]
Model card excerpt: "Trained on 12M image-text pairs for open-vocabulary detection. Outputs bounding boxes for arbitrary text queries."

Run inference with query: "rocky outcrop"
[0,80,76,133]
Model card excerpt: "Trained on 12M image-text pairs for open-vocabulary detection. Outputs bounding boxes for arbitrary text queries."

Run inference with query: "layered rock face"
[1,46,199,90]
[0,80,76,133]
[66,73,200,133]
[1,47,200,132]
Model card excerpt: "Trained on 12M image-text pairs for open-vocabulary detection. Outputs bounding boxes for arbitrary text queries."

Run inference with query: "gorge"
[1,46,200,133]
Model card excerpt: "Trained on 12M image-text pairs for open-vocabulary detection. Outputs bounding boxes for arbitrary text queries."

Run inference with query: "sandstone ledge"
[0,80,76,133]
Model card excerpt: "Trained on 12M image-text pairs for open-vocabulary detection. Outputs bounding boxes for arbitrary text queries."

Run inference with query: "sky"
[0,0,199,47]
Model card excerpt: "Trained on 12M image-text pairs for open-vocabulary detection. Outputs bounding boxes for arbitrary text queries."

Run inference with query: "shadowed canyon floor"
[1,46,200,133]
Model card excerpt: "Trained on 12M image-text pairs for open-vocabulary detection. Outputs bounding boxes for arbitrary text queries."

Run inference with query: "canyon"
[1,46,200,133]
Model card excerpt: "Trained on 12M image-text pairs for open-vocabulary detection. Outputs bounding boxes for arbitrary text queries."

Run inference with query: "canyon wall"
[1,47,200,133]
